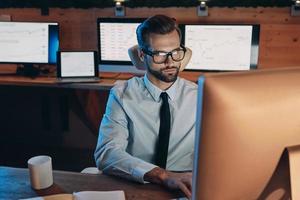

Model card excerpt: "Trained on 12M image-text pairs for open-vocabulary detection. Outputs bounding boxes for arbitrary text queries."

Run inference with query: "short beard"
[148,65,179,83]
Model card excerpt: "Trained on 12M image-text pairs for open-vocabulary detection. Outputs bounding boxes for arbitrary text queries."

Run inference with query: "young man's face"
[143,30,182,83]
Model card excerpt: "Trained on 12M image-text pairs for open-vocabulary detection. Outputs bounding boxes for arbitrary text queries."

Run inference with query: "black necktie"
[155,92,171,169]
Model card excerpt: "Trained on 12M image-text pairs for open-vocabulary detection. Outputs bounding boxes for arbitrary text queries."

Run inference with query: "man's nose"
[164,54,174,66]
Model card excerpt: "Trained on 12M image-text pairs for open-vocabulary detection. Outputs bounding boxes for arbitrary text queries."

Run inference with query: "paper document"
[20,190,126,200]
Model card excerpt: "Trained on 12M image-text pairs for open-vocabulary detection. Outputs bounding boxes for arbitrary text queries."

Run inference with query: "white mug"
[27,155,53,190]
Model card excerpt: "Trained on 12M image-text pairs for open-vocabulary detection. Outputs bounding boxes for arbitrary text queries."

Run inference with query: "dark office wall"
[0,0,292,8]
[1,7,299,85]
[0,7,300,70]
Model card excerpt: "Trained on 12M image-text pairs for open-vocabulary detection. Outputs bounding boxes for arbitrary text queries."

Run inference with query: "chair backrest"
[128,45,192,71]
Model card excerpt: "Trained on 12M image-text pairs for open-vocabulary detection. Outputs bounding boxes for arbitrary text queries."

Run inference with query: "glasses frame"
[142,45,186,64]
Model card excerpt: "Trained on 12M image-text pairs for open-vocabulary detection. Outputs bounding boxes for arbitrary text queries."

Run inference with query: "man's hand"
[144,167,192,199]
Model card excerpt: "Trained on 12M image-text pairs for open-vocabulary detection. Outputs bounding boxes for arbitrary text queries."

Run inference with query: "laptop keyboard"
[56,78,100,83]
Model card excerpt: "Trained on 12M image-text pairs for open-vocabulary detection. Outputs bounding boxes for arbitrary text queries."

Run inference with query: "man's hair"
[136,15,182,50]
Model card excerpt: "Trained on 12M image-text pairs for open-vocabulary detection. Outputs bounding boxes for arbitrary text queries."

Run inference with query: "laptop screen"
[97,18,144,66]
[57,51,98,78]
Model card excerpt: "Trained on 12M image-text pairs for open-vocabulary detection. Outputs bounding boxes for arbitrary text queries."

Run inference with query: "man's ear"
[128,45,146,70]
[138,48,144,62]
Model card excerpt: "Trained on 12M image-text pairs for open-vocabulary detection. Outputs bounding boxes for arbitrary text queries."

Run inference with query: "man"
[94,15,197,198]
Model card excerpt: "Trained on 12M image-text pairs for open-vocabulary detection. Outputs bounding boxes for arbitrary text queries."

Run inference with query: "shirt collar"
[143,74,178,102]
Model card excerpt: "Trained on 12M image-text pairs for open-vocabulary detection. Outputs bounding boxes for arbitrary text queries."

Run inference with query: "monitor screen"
[57,51,98,78]
[193,67,300,200]
[180,24,260,71]
[97,18,144,65]
[0,22,59,64]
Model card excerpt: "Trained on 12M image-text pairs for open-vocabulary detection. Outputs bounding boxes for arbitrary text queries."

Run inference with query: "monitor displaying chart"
[97,18,144,65]
[0,21,59,64]
[181,24,260,71]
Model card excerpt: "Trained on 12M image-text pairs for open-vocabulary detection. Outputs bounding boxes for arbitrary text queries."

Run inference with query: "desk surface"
[0,74,122,90]
[0,71,200,90]
[0,166,183,200]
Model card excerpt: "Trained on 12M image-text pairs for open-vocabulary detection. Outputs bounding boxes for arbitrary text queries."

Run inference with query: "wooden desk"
[0,166,183,200]
[0,71,199,88]
[0,74,117,90]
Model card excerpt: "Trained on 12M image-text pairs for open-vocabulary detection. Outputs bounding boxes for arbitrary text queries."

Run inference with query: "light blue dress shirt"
[94,75,198,183]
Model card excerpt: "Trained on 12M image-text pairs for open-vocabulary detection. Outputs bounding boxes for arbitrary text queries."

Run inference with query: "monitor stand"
[258,145,300,200]
[287,145,300,199]
[16,64,40,78]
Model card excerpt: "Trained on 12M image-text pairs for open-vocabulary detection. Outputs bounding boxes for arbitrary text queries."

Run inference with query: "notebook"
[56,51,100,83]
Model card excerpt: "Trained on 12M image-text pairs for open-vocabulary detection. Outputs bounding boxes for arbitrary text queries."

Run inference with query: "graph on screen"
[60,52,95,77]
[0,22,58,63]
[100,23,139,61]
[97,18,144,66]
[182,25,260,71]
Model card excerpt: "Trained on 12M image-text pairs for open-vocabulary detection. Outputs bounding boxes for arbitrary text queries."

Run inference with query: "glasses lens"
[153,52,167,64]
[171,49,185,61]
[148,47,186,64]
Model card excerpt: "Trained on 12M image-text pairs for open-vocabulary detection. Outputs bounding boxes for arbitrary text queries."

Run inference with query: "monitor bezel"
[0,21,60,65]
[97,17,145,66]
[179,23,260,72]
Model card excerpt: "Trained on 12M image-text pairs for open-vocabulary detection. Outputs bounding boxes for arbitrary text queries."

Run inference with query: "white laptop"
[56,51,100,83]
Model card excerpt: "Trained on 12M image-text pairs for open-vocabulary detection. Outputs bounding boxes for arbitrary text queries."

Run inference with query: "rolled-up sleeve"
[94,89,156,183]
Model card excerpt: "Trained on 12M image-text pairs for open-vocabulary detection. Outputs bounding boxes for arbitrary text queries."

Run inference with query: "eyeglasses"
[142,45,186,64]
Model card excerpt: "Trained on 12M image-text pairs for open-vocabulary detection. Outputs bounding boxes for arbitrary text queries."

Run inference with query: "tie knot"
[160,92,168,101]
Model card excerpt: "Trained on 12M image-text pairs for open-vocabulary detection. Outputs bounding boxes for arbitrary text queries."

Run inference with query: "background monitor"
[180,24,260,71]
[97,18,144,66]
[0,21,59,64]
[193,67,300,200]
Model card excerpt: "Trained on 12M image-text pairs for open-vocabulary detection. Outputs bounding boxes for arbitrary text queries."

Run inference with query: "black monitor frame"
[179,24,260,72]
[97,18,145,66]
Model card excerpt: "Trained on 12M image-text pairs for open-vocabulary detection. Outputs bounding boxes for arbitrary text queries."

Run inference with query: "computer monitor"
[193,67,300,200]
[0,21,59,77]
[97,18,144,67]
[180,24,260,71]
[0,21,59,64]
